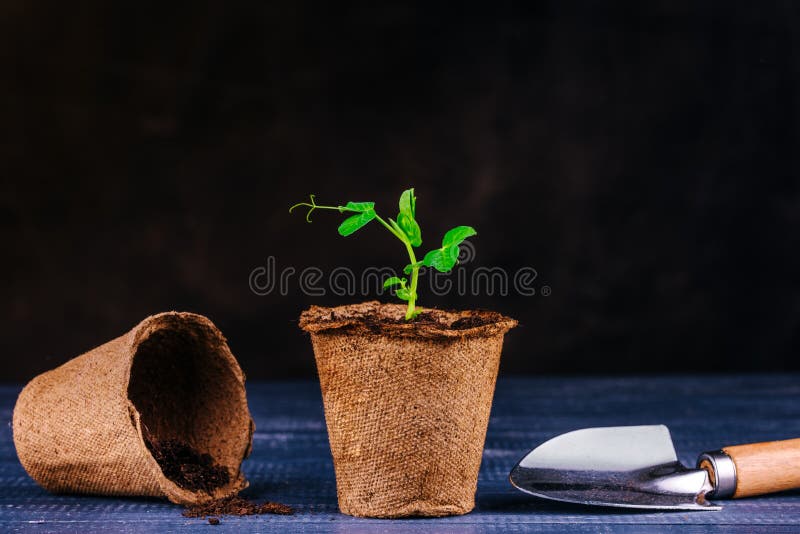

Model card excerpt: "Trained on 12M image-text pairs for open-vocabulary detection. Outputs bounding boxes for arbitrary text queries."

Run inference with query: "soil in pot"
[143,433,230,494]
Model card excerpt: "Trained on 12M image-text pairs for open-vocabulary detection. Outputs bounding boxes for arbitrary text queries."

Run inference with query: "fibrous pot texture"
[300,301,516,518]
[13,312,254,505]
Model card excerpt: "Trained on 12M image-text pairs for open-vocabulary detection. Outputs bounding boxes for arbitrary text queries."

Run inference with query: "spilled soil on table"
[182,495,293,518]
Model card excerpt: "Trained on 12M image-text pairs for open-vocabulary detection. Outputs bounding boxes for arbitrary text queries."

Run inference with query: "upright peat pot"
[301,302,516,517]
[291,188,517,517]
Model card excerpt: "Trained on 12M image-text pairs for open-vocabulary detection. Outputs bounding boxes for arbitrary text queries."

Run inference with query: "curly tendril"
[288,194,320,222]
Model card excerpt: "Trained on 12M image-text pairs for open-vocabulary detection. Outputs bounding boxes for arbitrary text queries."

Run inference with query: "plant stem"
[404,241,420,320]
[373,214,406,242]
[376,214,419,319]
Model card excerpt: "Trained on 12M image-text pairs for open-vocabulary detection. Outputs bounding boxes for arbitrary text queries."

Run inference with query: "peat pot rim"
[299,301,517,339]
[126,311,252,503]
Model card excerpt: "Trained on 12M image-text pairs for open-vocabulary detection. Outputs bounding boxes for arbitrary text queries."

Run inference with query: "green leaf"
[383,276,406,289]
[403,261,423,275]
[342,201,375,212]
[421,226,476,272]
[422,245,460,273]
[337,209,376,236]
[396,189,422,246]
[398,188,416,218]
[396,287,415,301]
[442,226,477,247]
[397,213,422,247]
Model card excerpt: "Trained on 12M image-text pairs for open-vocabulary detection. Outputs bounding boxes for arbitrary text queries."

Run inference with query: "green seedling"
[290,188,476,320]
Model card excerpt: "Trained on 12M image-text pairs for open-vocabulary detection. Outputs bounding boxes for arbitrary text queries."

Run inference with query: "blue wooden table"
[2,376,800,532]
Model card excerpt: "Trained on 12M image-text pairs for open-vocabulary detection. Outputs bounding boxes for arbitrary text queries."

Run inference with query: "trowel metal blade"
[509,425,720,511]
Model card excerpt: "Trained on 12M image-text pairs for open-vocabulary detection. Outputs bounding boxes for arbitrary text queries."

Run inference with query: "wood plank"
[1,375,799,531]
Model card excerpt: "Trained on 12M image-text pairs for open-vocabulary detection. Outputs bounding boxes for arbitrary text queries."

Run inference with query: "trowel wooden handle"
[724,438,800,498]
[699,438,800,499]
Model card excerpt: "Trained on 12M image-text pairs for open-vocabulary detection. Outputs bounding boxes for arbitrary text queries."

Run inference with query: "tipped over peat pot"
[12,312,255,505]
[300,301,517,518]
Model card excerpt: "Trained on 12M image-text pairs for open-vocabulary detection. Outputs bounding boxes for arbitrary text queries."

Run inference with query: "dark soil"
[449,315,489,329]
[332,310,438,325]
[302,301,517,338]
[357,310,495,331]
[144,435,230,493]
[358,311,439,332]
[182,495,294,518]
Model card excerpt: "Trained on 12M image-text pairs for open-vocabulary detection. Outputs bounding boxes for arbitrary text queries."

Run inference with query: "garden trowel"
[509,425,800,511]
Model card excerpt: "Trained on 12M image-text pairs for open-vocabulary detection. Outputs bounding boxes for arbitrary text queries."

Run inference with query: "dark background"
[3,1,799,381]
